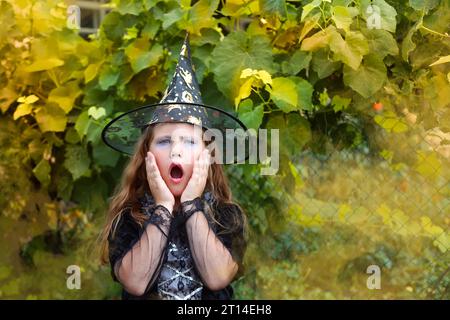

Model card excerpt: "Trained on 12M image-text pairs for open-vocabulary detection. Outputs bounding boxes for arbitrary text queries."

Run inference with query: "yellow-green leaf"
[332,6,352,32]
[24,58,64,72]
[429,55,450,67]
[48,82,81,114]
[329,31,369,70]
[88,106,106,120]
[374,111,409,133]
[32,158,51,188]
[17,95,39,104]
[84,62,102,83]
[301,26,336,52]
[267,77,298,113]
[34,104,67,132]
[235,77,254,108]
[13,103,33,120]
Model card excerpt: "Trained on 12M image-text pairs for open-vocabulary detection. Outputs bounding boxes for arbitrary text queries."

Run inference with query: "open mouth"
[169,163,184,181]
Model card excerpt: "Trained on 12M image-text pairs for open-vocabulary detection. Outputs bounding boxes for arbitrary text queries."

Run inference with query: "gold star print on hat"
[148,32,211,128]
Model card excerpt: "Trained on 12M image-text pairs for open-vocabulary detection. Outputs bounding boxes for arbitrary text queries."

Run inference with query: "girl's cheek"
[184,165,194,179]
[149,150,167,169]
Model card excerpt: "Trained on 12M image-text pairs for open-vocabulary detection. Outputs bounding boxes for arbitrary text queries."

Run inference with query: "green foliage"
[0,0,449,299]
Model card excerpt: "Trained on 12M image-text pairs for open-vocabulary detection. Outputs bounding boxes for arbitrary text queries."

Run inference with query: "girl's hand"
[181,149,211,203]
[145,151,175,212]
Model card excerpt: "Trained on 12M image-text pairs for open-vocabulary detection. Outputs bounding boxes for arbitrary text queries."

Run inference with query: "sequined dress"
[108,191,246,300]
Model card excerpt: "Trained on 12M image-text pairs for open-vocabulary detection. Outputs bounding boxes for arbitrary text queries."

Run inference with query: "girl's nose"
[170,142,182,159]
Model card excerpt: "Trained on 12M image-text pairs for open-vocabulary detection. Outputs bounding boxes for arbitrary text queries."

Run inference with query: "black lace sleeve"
[183,198,248,286]
[107,203,173,296]
[108,209,141,283]
[214,203,248,280]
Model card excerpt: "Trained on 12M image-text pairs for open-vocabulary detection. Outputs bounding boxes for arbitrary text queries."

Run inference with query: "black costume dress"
[108,190,246,300]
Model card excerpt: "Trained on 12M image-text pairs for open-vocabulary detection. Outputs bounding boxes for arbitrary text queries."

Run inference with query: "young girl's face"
[148,122,206,198]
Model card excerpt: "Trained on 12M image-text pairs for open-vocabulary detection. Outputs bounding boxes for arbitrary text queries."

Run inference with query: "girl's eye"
[186,138,196,145]
[157,138,171,145]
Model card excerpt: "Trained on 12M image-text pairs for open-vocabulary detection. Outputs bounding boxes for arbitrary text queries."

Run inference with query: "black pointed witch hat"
[101,32,249,163]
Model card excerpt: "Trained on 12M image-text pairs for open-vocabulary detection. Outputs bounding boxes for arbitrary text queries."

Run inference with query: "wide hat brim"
[101,101,250,164]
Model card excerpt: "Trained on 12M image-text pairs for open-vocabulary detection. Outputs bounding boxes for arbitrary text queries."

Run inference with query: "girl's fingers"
[146,152,162,181]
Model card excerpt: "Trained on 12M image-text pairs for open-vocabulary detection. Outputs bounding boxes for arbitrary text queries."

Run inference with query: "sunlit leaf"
[267,77,298,113]
[34,104,67,132]
[24,58,64,72]
[329,31,369,70]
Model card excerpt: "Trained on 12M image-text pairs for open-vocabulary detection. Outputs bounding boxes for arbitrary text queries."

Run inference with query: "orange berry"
[372,102,383,111]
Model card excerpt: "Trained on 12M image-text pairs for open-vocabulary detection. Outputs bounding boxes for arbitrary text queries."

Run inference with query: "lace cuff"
[180,197,204,224]
[144,205,173,238]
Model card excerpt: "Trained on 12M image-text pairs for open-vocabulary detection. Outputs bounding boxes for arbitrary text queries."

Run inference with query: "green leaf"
[125,38,164,73]
[34,104,67,132]
[88,106,106,120]
[65,127,80,144]
[182,0,220,35]
[23,58,64,72]
[319,88,331,106]
[86,121,103,145]
[329,31,369,70]
[101,11,139,42]
[332,6,352,32]
[47,81,81,114]
[331,95,351,112]
[361,0,397,33]
[84,62,102,83]
[32,158,51,187]
[301,26,336,52]
[238,104,264,130]
[267,77,298,113]
[281,51,312,75]
[409,0,439,12]
[301,0,321,22]
[211,32,275,100]
[99,66,120,90]
[343,54,387,98]
[401,18,422,62]
[312,48,342,79]
[361,28,399,58]
[123,26,139,41]
[64,145,91,180]
[288,77,314,111]
[93,143,121,167]
[75,110,90,139]
[56,169,73,201]
[158,7,183,30]
[374,111,409,133]
[266,113,312,157]
[260,0,287,17]
[116,0,143,15]
[299,13,321,42]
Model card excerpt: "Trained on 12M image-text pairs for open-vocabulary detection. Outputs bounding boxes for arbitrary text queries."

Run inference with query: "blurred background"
[0,0,448,299]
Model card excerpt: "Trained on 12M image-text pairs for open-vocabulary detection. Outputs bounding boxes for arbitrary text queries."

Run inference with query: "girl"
[99,33,249,300]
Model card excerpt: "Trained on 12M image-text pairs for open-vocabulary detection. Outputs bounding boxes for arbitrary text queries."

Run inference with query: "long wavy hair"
[98,123,247,265]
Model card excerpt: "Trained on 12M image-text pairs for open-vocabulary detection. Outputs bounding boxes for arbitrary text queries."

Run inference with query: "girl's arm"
[113,205,173,296]
[185,209,239,291]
